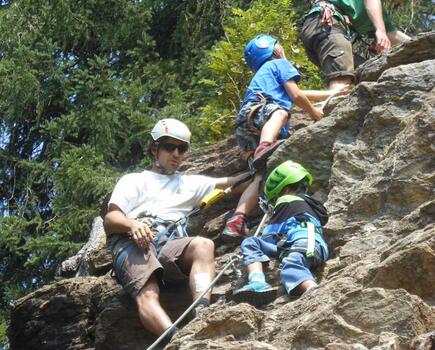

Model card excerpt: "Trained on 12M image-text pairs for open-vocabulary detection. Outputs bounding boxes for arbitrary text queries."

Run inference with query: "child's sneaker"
[252,140,285,170]
[232,281,276,307]
[234,280,273,293]
[221,213,249,241]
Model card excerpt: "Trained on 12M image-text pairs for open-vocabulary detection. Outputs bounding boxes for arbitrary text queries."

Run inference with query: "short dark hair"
[282,178,310,195]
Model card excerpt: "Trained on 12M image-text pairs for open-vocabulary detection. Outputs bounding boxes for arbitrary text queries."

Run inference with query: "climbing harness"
[145,254,242,350]
[260,193,327,260]
[244,92,290,141]
[308,0,353,36]
[275,220,323,261]
[134,172,253,253]
[246,93,268,136]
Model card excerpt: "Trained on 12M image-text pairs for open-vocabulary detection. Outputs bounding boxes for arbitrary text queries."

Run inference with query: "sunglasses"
[160,142,189,154]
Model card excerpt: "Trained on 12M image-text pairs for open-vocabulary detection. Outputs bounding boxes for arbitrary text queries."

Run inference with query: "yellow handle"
[200,189,225,209]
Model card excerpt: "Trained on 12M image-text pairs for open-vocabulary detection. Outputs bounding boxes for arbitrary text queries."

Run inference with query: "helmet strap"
[154,159,175,175]
[272,44,286,60]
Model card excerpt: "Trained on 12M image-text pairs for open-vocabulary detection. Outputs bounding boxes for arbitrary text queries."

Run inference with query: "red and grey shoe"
[252,140,285,170]
[221,213,249,241]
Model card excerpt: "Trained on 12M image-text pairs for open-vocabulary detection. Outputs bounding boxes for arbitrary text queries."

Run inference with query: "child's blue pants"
[241,236,328,294]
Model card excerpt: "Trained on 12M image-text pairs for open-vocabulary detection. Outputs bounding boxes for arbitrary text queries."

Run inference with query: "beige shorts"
[108,235,195,297]
[300,13,355,82]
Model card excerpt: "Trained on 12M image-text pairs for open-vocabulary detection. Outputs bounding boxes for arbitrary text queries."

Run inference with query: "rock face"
[8,33,435,350]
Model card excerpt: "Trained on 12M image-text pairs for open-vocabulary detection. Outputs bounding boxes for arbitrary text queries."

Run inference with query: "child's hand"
[311,107,324,121]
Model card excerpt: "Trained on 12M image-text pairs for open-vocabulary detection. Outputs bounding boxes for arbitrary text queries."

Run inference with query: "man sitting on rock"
[104,118,248,345]
[234,160,329,303]
[300,0,411,90]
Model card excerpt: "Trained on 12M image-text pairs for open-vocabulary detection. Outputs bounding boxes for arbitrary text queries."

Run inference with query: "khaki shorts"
[300,13,355,82]
[108,235,195,297]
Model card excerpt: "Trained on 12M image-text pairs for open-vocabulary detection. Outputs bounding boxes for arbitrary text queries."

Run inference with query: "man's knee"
[190,237,215,257]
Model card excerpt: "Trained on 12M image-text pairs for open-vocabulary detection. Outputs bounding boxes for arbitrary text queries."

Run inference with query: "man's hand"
[374,29,391,53]
[365,0,392,53]
[129,220,156,249]
[104,205,157,250]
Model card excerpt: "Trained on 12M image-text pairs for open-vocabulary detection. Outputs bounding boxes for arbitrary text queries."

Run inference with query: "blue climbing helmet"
[244,34,278,72]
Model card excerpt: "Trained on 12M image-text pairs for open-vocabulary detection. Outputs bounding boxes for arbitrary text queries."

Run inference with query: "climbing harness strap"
[153,218,190,255]
[309,0,352,35]
[276,221,321,260]
[306,221,315,258]
[246,92,268,136]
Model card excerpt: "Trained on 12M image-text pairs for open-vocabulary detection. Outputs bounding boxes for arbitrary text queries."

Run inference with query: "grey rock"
[8,32,435,350]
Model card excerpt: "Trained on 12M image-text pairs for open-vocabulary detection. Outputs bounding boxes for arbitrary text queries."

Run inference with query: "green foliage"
[0,0,170,317]
[387,0,434,35]
[0,309,7,347]
[0,0,249,320]
[194,0,323,142]
[0,0,317,343]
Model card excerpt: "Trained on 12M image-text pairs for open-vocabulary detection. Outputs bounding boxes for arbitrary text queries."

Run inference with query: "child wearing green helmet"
[233,160,329,302]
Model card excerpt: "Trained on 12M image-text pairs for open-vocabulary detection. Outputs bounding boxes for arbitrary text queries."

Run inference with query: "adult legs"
[301,15,355,91]
[320,33,354,91]
[177,237,216,301]
[135,274,172,335]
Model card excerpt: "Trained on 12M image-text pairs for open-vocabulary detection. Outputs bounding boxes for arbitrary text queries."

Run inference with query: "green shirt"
[307,0,396,34]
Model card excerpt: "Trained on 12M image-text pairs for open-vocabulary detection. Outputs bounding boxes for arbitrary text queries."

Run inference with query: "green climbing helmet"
[264,160,313,201]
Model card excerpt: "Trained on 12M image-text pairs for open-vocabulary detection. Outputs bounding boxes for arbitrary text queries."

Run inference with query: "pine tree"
[0,0,255,344]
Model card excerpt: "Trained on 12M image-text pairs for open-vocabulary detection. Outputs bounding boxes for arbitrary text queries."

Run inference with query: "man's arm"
[284,80,324,121]
[215,171,251,189]
[365,0,391,52]
[104,204,155,247]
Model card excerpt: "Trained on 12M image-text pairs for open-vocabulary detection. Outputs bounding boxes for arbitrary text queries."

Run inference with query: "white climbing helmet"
[150,118,191,144]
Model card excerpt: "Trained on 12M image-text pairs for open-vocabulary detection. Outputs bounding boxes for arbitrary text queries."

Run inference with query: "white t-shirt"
[109,170,217,222]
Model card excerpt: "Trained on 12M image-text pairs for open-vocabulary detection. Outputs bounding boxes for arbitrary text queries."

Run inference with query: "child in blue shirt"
[233,160,329,301]
[223,34,341,240]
